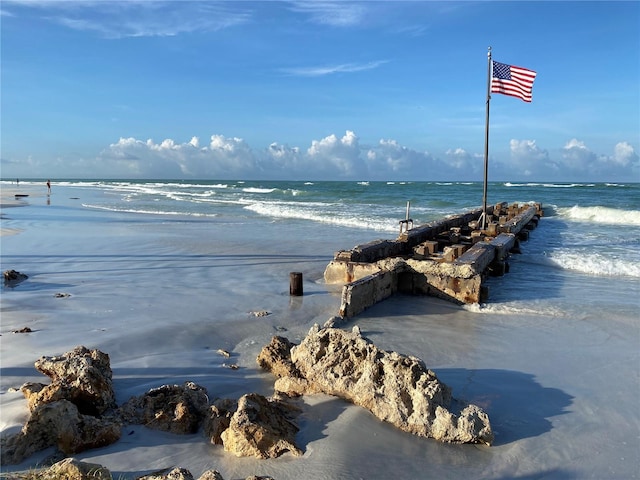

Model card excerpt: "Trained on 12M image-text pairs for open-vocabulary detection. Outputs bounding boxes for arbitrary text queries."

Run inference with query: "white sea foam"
[82,203,218,217]
[504,182,594,188]
[464,301,569,317]
[244,201,398,232]
[242,187,277,194]
[559,205,640,226]
[542,251,640,278]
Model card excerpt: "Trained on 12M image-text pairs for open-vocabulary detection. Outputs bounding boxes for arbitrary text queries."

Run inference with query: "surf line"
[324,201,543,318]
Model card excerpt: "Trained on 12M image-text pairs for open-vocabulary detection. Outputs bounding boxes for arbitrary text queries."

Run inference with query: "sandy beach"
[1,182,638,479]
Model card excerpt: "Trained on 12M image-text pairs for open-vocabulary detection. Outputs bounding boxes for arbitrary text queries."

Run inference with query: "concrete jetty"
[324,202,543,318]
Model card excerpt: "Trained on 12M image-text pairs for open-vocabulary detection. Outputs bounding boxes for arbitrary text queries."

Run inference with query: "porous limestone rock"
[137,467,196,480]
[220,393,302,459]
[119,381,209,434]
[258,324,494,445]
[256,335,298,379]
[0,399,121,465]
[23,345,117,415]
[203,398,237,445]
[137,468,227,480]
[39,457,112,480]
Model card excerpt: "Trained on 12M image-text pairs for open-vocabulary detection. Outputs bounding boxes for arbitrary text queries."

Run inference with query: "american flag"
[491,61,537,103]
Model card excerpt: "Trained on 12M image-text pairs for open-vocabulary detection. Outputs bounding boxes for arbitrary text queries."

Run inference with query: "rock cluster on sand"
[257,324,494,445]
[1,323,493,471]
[1,346,121,464]
[0,346,301,466]
[16,457,271,480]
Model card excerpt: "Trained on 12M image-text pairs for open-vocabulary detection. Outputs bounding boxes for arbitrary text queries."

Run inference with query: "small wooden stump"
[290,272,303,296]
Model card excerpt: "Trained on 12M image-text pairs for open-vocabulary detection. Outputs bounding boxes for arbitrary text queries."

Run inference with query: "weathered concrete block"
[339,269,398,318]
[324,260,382,284]
[413,240,438,257]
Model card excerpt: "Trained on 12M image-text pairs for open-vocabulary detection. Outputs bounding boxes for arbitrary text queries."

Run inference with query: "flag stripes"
[491,61,537,102]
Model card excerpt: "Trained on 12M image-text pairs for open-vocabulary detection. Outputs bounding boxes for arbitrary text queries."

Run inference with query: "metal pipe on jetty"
[324,202,543,318]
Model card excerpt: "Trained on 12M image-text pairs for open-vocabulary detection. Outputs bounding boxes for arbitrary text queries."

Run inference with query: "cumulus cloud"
[369,139,442,178]
[484,137,639,181]
[504,139,551,177]
[306,130,363,177]
[94,130,438,180]
[5,130,637,182]
[445,147,482,174]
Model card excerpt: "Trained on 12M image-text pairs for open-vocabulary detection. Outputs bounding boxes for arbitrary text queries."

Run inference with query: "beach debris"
[54,292,71,298]
[222,363,239,370]
[12,326,32,333]
[220,393,302,459]
[119,381,209,434]
[3,269,28,287]
[0,399,121,465]
[216,348,231,358]
[249,310,271,317]
[257,324,494,446]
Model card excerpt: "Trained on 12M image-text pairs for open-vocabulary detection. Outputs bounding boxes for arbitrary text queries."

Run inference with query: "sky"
[1,1,639,182]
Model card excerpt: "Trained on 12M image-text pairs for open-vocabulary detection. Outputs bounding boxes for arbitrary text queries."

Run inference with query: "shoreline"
[1,185,49,236]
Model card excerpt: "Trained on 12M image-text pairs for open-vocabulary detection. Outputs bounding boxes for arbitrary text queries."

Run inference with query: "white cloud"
[561,138,596,171]
[445,147,479,172]
[288,1,367,27]
[283,60,388,77]
[371,139,435,175]
[306,130,362,177]
[3,1,251,38]
[4,131,638,182]
[611,141,637,167]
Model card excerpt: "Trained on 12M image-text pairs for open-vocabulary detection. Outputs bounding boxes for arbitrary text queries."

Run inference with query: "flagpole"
[481,46,492,230]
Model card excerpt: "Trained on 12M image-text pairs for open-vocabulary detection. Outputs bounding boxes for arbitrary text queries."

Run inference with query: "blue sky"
[1,1,638,182]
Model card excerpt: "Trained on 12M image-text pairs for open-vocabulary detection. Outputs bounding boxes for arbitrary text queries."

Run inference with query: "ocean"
[1,179,639,479]
[46,178,640,275]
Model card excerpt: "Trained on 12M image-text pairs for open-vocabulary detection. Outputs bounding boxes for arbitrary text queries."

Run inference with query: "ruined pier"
[324,202,543,318]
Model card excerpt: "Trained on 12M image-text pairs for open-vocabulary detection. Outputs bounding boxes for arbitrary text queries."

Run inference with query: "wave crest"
[559,205,640,226]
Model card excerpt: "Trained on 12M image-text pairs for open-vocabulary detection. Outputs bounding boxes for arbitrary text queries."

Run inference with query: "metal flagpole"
[481,46,492,230]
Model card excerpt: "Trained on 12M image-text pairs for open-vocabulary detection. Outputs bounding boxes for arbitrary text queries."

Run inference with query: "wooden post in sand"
[290,272,303,296]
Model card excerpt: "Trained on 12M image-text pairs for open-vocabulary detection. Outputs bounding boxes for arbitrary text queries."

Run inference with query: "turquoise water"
[6,180,640,278]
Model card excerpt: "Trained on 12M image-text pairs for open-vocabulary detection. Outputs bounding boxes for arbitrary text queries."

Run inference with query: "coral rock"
[260,324,494,445]
[28,345,117,415]
[119,381,209,434]
[220,393,302,459]
[41,458,112,480]
[203,398,237,445]
[0,399,121,465]
[256,335,299,379]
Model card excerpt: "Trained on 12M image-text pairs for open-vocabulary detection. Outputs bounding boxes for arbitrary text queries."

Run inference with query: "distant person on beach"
[16,178,19,186]
[46,179,51,194]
